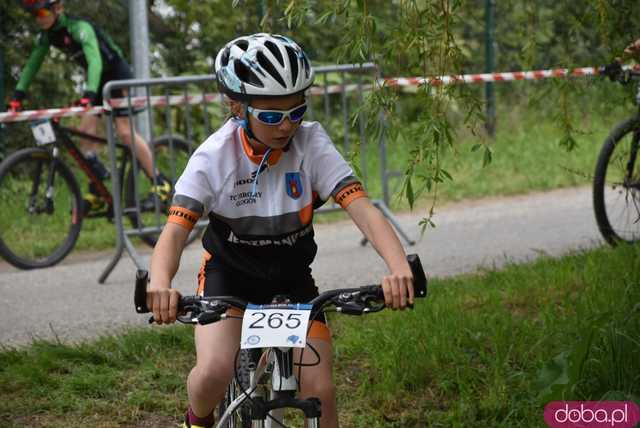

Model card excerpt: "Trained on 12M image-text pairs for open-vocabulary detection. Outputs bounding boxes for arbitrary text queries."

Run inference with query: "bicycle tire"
[123,135,202,248]
[593,115,640,245]
[217,349,254,428]
[0,147,83,269]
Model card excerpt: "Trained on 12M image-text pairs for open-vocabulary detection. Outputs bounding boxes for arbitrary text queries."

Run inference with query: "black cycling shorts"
[197,251,326,324]
[97,59,143,117]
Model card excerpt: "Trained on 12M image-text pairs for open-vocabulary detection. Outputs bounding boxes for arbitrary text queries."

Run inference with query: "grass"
[332,243,640,427]
[1,243,638,427]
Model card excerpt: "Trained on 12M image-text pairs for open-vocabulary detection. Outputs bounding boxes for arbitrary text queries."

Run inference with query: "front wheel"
[217,349,254,428]
[0,148,83,269]
[593,115,640,245]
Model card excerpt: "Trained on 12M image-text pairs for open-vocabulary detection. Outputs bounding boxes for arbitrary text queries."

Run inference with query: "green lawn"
[1,243,637,427]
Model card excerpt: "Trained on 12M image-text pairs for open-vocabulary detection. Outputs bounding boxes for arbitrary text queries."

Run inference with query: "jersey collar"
[51,12,67,31]
[239,128,284,166]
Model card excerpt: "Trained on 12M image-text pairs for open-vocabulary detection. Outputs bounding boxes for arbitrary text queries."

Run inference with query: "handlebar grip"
[135,269,150,313]
[407,254,427,298]
[360,284,385,299]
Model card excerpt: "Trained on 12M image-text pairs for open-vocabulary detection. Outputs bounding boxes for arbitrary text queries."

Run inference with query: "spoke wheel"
[124,135,203,248]
[593,116,640,245]
[217,349,254,428]
[0,148,82,269]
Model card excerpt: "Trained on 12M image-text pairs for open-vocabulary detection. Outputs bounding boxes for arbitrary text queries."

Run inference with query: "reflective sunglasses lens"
[289,105,307,122]
[257,111,284,124]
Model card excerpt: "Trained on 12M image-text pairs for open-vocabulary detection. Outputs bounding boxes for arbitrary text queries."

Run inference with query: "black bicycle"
[593,63,640,245]
[134,254,428,428]
[0,118,198,269]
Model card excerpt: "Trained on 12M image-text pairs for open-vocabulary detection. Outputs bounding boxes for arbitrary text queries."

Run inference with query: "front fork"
[28,147,59,215]
[250,349,322,428]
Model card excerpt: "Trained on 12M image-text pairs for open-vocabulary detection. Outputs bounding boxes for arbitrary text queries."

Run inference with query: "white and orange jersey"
[168,119,366,280]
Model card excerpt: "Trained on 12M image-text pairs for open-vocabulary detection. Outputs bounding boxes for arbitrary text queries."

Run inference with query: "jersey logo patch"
[285,172,303,200]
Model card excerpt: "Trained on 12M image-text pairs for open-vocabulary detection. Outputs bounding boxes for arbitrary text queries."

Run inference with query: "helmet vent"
[220,48,231,67]
[301,55,310,78]
[264,41,284,67]
[286,47,299,86]
[235,39,249,51]
[233,60,263,88]
[257,51,286,88]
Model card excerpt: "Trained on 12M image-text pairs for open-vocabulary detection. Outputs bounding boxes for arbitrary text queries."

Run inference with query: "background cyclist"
[8,0,171,213]
[144,33,416,428]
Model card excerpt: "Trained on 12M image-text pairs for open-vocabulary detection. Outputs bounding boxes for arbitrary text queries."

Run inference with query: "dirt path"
[0,186,603,347]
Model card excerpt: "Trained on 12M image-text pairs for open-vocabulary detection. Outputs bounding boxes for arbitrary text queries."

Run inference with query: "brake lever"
[358,291,416,311]
[359,294,386,312]
[147,302,203,325]
[195,310,224,325]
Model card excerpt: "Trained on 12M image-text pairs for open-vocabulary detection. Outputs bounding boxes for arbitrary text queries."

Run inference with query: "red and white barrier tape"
[1,65,634,124]
[0,83,371,123]
[384,66,603,87]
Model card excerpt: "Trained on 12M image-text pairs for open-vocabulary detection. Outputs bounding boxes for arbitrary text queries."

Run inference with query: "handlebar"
[134,254,428,324]
[600,62,640,84]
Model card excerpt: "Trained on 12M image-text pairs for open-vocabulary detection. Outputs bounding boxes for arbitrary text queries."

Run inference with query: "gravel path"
[0,186,602,347]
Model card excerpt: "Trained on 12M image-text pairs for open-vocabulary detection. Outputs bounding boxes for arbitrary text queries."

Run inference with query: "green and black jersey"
[16,13,125,95]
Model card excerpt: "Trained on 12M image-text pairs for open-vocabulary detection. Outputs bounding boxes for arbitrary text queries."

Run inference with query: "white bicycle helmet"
[215,33,315,100]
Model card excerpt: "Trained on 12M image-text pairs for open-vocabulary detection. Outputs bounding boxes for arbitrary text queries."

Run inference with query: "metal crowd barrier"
[100,64,413,283]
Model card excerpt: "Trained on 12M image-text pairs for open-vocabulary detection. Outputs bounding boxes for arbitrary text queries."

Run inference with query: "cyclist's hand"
[74,91,97,108]
[146,287,182,324]
[7,99,23,113]
[8,90,26,112]
[381,268,414,310]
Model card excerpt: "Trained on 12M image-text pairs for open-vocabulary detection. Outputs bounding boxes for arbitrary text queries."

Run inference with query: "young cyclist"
[145,33,415,428]
[9,0,171,213]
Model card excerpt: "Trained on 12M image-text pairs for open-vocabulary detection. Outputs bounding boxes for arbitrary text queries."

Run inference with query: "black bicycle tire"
[0,147,83,269]
[123,135,202,248]
[217,349,254,428]
[593,114,640,246]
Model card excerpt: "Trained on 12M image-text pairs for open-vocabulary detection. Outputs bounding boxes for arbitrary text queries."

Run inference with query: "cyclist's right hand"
[8,90,26,112]
[146,287,182,324]
[7,99,23,113]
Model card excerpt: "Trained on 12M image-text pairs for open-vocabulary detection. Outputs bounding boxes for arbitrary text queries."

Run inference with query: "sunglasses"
[247,102,307,126]
[30,7,52,18]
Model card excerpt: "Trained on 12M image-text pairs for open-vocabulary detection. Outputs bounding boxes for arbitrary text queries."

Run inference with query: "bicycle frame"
[42,121,130,216]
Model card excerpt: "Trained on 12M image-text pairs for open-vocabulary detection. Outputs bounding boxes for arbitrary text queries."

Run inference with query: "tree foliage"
[1,0,638,212]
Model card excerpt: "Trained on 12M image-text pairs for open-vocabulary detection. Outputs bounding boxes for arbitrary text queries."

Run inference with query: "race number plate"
[240,304,312,349]
[30,120,56,145]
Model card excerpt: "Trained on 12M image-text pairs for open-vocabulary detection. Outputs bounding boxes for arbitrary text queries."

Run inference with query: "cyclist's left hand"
[74,91,97,108]
[381,269,414,310]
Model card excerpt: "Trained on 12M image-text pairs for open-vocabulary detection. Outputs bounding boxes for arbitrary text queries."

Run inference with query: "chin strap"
[251,146,273,197]
[241,102,263,144]
[238,101,274,198]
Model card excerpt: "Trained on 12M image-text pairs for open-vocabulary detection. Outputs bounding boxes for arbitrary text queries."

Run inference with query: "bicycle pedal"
[81,198,108,217]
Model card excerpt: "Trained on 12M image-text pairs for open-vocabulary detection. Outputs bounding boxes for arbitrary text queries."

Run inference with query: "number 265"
[249,312,302,329]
